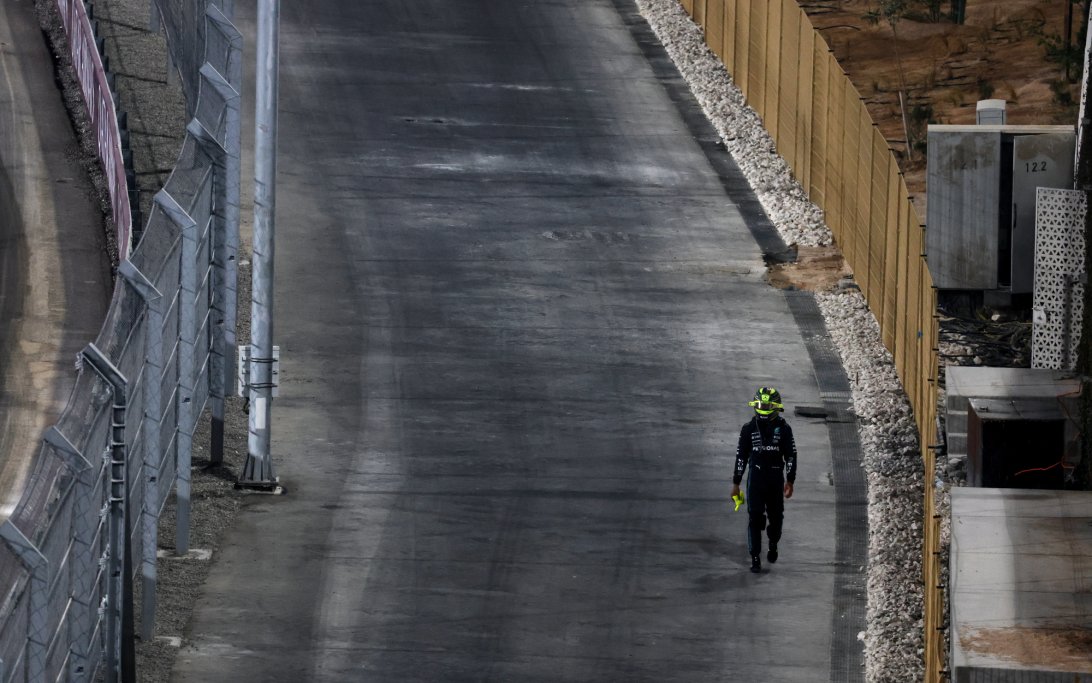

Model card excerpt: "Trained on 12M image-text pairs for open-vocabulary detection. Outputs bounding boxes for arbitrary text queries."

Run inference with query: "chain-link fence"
[0,1,239,681]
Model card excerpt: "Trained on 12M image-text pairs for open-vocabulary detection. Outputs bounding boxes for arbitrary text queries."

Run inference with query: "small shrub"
[1049,79,1074,106]
[910,103,934,124]
[906,100,934,160]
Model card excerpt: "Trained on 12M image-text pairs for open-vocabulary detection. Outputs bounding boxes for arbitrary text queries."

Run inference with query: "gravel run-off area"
[34,0,931,680]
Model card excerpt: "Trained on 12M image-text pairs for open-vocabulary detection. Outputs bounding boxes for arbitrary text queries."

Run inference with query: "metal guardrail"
[55,0,135,260]
[0,2,240,681]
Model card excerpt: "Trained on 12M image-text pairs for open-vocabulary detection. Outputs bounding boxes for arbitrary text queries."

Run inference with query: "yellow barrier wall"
[680,1,943,679]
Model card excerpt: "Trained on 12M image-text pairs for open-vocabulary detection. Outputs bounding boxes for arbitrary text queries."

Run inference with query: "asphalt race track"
[173,1,857,680]
[0,0,112,520]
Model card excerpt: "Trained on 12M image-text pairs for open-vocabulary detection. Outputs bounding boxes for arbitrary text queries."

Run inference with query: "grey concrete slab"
[946,367,1079,402]
[0,0,113,518]
[943,367,1079,468]
[950,488,1092,680]
[172,0,853,680]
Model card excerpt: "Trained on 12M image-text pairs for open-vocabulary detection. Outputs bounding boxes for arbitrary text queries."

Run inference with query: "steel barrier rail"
[54,0,134,260]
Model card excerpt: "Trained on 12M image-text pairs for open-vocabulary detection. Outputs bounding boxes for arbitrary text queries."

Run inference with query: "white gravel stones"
[633,1,927,680]
[816,291,925,683]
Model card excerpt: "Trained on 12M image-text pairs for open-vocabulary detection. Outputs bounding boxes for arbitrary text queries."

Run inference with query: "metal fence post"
[199,6,243,466]
[80,343,135,683]
[118,260,163,643]
[153,190,199,555]
[43,426,95,680]
[0,522,49,682]
[1075,5,1092,489]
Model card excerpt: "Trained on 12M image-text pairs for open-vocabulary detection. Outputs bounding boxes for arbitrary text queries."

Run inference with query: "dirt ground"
[767,0,1081,291]
[802,0,1082,204]
[959,625,1092,671]
[767,245,854,290]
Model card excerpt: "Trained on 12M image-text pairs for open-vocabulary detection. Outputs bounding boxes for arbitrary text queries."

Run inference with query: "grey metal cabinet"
[926,125,1074,293]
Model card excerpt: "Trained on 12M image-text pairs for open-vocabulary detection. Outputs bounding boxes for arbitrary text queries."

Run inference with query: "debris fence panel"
[775,0,800,169]
[807,42,828,211]
[0,2,241,681]
[794,5,814,186]
[881,165,902,351]
[906,223,923,410]
[826,60,848,243]
[894,193,913,382]
[720,0,735,71]
[746,0,765,112]
[868,126,890,311]
[705,0,723,67]
[680,1,942,680]
[736,1,750,99]
[852,101,872,301]
[763,0,781,140]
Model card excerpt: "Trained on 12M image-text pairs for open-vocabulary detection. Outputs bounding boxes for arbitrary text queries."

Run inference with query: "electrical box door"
[1010,134,1075,293]
[926,130,1002,289]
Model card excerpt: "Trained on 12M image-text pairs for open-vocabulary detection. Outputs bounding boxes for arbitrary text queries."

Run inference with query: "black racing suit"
[733,414,797,558]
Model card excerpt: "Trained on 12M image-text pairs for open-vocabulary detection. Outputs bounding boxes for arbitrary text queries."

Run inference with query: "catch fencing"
[0,1,240,681]
[678,0,944,680]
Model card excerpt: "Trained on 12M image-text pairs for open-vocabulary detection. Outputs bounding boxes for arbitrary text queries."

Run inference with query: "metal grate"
[783,292,865,683]
[1032,188,1086,369]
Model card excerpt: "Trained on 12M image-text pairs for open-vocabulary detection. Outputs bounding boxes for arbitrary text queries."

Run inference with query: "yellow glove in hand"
[732,491,745,511]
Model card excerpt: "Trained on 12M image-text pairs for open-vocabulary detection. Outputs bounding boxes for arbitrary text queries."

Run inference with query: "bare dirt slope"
[801,0,1082,211]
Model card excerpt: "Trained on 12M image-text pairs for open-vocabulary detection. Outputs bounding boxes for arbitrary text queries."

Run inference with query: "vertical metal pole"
[225,9,242,458]
[208,7,243,466]
[209,94,228,468]
[241,0,279,489]
[81,343,133,683]
[108,390,125,681]
[153,189,199,554]
[1076,7,1092,194]
[119,260,163,644]
[1076,7,1092,489]
[178,218,195,549]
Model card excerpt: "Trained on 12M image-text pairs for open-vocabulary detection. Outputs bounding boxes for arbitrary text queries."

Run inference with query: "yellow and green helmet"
[749,386,784,416]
